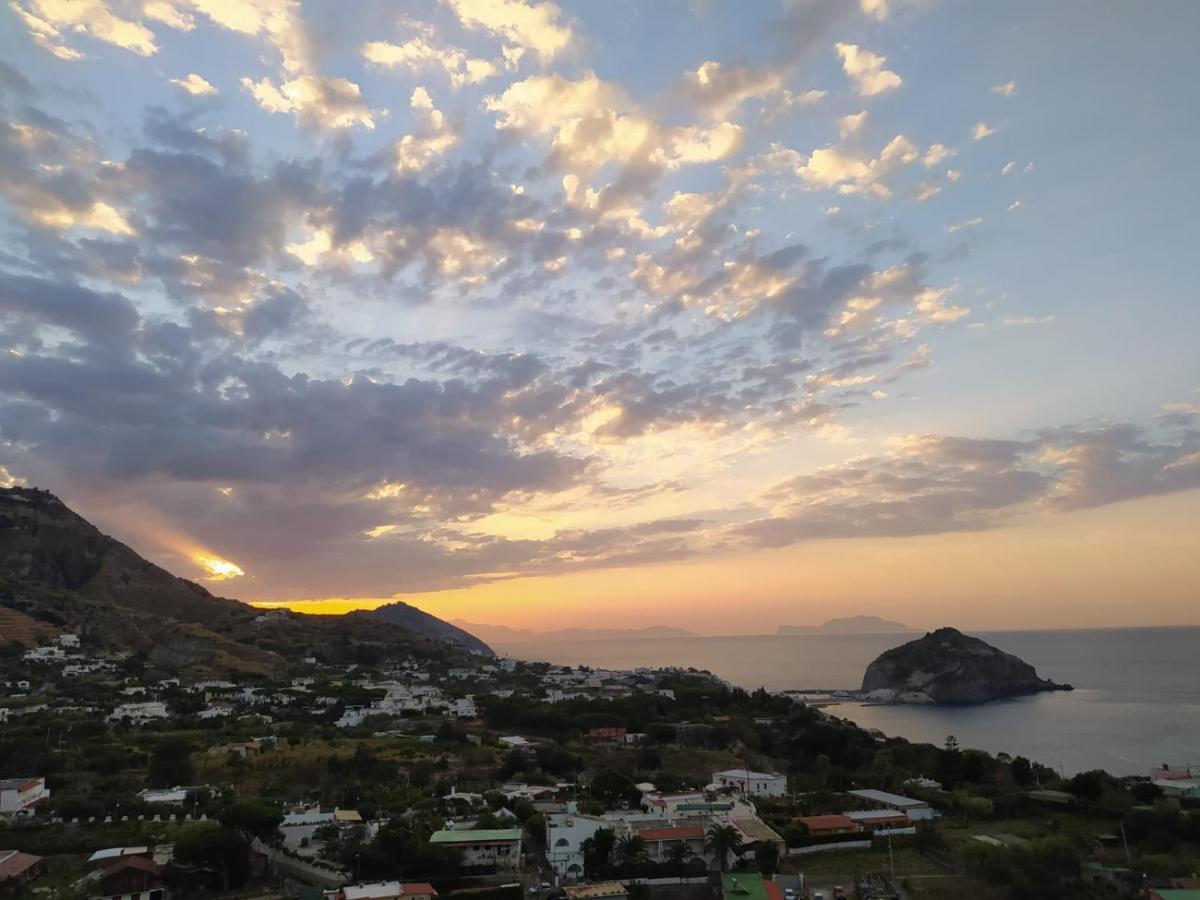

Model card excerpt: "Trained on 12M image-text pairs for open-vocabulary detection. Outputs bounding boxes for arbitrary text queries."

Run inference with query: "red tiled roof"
[797,815,858,833]
[638,824,705,841]
[403,883,437,895]
[102,856,162,877]
[0,851,41,880]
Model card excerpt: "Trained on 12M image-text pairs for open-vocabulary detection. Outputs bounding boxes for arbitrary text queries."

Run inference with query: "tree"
[665,840,693,870]
[149,736,194,787]
[173,822,250,891]
[1067,769,1109,803]
[705,823,744,873]
[755,840,780,876]
[616,833,648,866]
[220,800,283,846]
[582,828,616,874]
[1010,756,1034,786]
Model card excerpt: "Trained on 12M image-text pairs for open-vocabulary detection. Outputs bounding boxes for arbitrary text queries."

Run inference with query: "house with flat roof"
[712,769,787,797]
[339,882,438,900]
[428,828,522,868]
[846,789,934,821]
[0,777,48,816]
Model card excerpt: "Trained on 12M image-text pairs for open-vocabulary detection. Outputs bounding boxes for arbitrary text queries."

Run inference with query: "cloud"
[860,0,889,20]
[676,60,788,120]
[944,216,983,233]
[736,422,1200,548]
[362,30,501,87]
[443,0,574,64]
[912,181,940,202]
[764,133,919,199]
[241,74,377,130]
[835,43,902,97]
[991,80,1016,97]
[395,87,459,173]
[922,143,954,168]
[11,0,157,58]
[170,73,218,95]
[972,121,998,141]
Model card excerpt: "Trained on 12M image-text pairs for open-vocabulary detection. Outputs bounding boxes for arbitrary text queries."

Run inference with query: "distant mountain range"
[777,615,912,635]
[452,621,694,644]
[0,486,488,675]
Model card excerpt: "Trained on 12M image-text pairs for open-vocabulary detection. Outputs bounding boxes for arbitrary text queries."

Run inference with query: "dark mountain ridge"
[359,602,493,656]
[0,486,486,674]
[860,626,1073,705]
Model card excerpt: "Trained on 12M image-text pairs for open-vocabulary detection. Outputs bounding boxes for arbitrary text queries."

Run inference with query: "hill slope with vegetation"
[0,486,482,675]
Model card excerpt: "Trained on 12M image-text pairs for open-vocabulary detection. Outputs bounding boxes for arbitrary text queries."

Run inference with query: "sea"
[492,627,1200,777]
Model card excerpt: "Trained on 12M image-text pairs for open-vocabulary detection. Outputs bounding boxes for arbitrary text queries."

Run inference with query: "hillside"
[358,602,493,656]
[0,486,481,675]
[860,626,1072,704]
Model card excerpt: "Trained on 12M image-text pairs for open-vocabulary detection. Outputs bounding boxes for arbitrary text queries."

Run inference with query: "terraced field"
[0,606,59,646]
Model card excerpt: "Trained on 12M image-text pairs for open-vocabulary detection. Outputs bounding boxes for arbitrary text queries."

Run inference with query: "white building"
[546,811,607,880]
[138,787,190,805]
[428,828,522,868]
[452,696,477,718]
[0,777,49,816]
[109,701,169,723]
[712,769,788,797]
[56,633,81,649]
[846,789,935,821]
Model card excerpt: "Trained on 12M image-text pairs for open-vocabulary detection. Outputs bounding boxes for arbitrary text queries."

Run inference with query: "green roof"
[721,874,768,900]
[1151,892,1200,900]
[430,828,523,843]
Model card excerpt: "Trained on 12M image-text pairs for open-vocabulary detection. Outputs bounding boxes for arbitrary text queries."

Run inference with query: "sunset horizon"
[2,0,1197,635]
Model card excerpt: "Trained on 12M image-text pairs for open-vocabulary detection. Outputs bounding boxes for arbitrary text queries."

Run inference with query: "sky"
[0,0,1197,634]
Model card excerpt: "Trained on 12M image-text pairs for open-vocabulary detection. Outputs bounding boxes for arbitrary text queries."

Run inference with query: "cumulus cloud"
[972,120,998,140]
[170,73,218,95]
[443,0,574,63]
[395,87,459,173]
[836,42,902,96]
[362,28,501,87]
[677,60,788,120]
[764,133,919,199]
[10,0,157,58]
[241,74,377,129]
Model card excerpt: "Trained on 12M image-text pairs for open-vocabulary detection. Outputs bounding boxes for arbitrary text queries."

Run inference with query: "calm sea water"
[493,627,1200,776]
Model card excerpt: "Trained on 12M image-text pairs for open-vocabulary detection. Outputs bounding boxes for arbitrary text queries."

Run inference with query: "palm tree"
[705,824,744,873]
[616,832,648,866]
[665,840,693,873]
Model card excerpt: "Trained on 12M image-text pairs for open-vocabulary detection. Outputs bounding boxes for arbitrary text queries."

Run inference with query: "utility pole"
[887,831,895,882]
[1120,822,1131,866]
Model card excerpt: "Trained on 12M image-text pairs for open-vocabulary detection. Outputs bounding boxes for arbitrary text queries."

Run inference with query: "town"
[0,625,1197,900]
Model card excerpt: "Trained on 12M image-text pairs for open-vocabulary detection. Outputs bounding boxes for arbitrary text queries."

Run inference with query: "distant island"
[778,615,912,635]
[860,626,1073,705]
[453,621,694,643]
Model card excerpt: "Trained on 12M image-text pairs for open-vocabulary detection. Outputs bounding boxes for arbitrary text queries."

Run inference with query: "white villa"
[711,769,788,797]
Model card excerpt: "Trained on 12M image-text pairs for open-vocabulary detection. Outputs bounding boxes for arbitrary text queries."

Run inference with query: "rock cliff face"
[860,627,1072,704]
